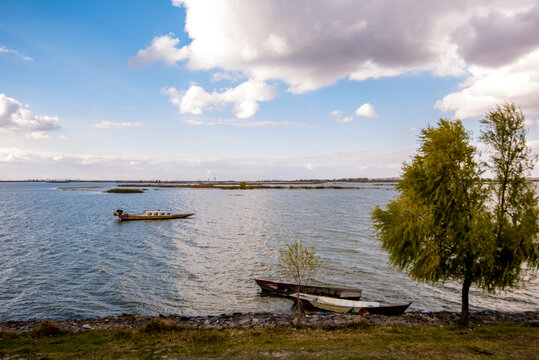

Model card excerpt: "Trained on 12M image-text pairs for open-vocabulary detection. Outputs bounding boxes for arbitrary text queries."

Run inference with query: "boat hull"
[254,279,362,300]
[117,213,195,220]
[297,293,411,316]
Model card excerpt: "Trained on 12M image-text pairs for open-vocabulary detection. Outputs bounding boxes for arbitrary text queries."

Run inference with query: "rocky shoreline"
[1,310,538,334]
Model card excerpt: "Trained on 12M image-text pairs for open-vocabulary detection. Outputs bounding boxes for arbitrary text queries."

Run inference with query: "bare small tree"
[279,240,320,325]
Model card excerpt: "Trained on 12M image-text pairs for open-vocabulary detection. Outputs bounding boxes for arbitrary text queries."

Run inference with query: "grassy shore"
[1,320,537,359]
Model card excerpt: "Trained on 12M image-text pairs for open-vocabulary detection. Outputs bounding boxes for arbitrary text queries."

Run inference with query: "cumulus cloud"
[355,103,379,118]
[127,1,539,118]
[0,94,60,136]
[167,0,467,94]
[89,121,142,129]
[435,50,539,118]
[331,104,378,123]
[452,6,539,68]
[210,71,244,83]
[162,79,278,119]
[128,33,189,68]
[163,1,527,90]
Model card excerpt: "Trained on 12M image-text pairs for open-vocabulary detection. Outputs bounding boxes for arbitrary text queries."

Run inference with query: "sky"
[1,0,539,180]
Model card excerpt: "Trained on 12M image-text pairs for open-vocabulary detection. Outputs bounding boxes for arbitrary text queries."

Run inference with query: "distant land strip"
[1,178,402,183]
[117,183,390,190]
[4,177,539,183]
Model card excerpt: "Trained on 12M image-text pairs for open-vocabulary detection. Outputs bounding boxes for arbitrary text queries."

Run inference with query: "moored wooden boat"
[297,293,411,316]
[113,209,195,221]
[254,279,362,300]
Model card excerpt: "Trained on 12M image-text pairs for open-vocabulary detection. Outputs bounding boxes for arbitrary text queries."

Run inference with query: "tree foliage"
[279,240,320,321]
[279,240,320,288]
[372,104,539,324]
[480,103,539,290]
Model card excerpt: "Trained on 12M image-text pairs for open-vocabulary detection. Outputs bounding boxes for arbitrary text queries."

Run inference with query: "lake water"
[0,182,537,321]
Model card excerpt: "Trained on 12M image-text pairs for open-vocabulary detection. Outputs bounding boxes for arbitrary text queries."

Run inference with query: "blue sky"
[1,0,539,180]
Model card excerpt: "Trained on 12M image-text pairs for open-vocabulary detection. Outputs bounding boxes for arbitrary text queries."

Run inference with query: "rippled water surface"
[0,182,537,321]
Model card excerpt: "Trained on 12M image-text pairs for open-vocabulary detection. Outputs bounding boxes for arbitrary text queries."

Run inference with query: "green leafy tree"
[480,104,539,290]
[372,119,489,324]
[279,240,320,322]
[372,106,539,325]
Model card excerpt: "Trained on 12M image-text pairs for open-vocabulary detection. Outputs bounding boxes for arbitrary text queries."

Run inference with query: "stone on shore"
[0,311,537,334]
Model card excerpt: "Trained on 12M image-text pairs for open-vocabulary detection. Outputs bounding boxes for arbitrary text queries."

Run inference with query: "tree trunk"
[460,277,472,325]
[292,291,302,327]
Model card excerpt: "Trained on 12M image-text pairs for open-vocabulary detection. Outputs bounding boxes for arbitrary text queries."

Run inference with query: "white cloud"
[330,110,354,123]
[89,121,143,129]
[0,147,32,162]
[451,6,539,68]
[162,79,278,119]
[161,1,533,92]
[128,33,189,68]
[210,71,244,82]
[25,131,52,139]
[0,46,33,61]
[435,50,539,118]
[129,1,539,118]
[355,103,379,118]
[0,93,60,136]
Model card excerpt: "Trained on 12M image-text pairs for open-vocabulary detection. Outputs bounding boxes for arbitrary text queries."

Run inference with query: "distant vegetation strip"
[57,182,397,191]
[117,183,381,190]
[104,188,144,193]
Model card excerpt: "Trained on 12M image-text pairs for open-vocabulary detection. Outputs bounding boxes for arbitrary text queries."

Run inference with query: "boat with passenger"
[113,209,195,221]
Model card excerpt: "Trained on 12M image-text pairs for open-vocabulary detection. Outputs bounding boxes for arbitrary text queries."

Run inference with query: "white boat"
[297,293,411,315]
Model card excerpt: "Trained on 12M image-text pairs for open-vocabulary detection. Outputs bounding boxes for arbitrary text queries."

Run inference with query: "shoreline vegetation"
[57,179,539,192]
[104,188,144,193]
[4,177,402,183]
[3,177,539,183]
[56,179,400,191]
[118,183,371,190]
[1,311,537,359]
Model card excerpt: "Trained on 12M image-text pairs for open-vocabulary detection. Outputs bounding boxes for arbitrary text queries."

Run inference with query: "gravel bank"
[1,310,538,334]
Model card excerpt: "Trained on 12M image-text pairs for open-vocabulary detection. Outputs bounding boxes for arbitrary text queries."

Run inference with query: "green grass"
[1,322,537,359]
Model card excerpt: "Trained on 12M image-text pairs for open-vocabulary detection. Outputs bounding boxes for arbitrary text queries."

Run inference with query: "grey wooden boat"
[254,279,362,300]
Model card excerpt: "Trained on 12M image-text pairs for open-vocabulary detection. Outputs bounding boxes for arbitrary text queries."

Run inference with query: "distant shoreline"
[2,178,539,183]
[1,178,402,184]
